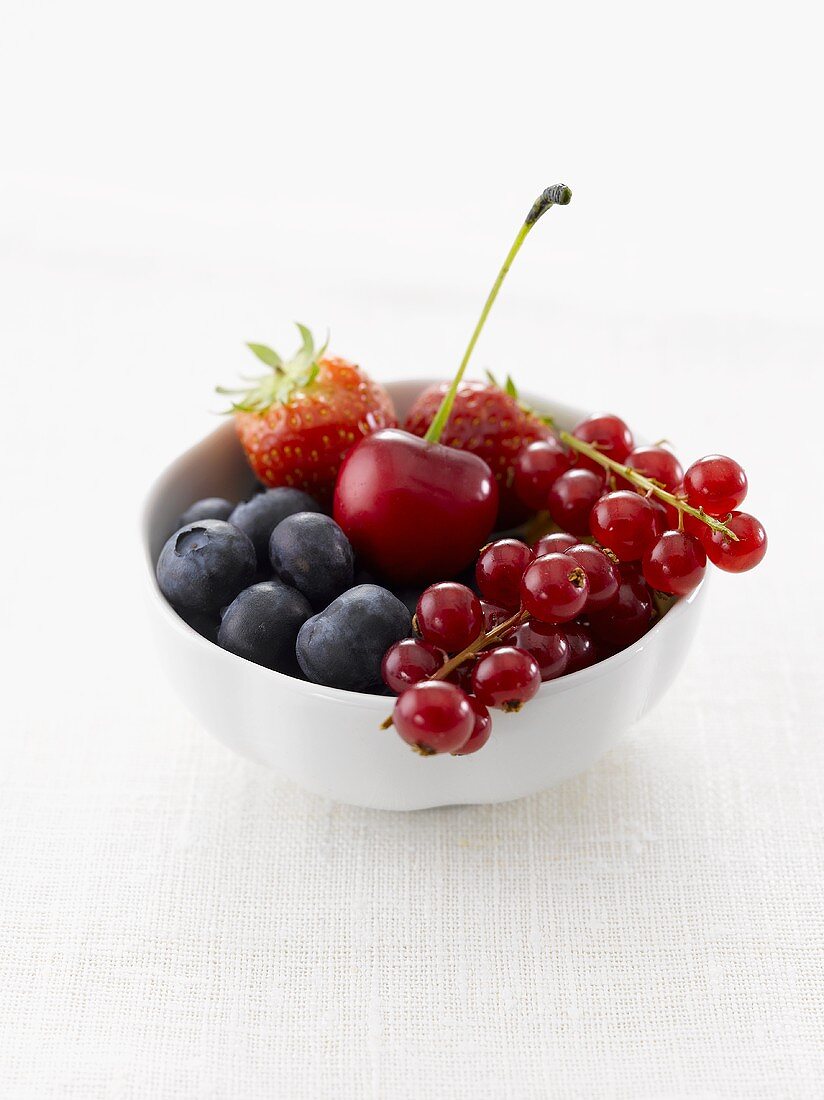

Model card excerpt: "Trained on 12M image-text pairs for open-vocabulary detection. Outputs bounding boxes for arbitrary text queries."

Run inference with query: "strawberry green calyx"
[217,323,329,414]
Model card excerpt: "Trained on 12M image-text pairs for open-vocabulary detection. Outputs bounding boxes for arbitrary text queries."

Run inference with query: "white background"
[2,1,823,1097]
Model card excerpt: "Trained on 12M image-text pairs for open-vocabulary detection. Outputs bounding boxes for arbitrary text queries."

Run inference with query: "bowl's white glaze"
[142,381,705,810]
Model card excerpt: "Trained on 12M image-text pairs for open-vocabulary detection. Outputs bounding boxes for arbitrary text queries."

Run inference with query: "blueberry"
[176,607,221,644]
[269,513,354,609]
[296,584,412,691]
[218,580,312,673]
[156,519,256,614]
[175,497,234,530]
[229,488,323,566]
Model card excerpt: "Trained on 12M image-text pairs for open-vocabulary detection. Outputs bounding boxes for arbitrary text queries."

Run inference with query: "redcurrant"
[480,600,511,633]
[589,490,663,561]
[513,438,571,509]
[475,539,533,610]
[471,646,541,711]
[452,696,492,755]
[511,621,570,681]
[520,553,589,623]
[392,681,474,755]
[588,572,654,649]
[572,412,634,473]
[564,543,620,611]
[683,455,747,516]
[642,531,706,596]
[416,582,484,652]
[563,622,598,672]
[548,469,604,535]
[382,638,446,694]
[533,531,578,556]
[704,511,767,573]
[625,445,684,492]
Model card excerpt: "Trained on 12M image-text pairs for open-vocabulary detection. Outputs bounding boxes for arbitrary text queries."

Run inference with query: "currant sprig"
[556,431,738,540]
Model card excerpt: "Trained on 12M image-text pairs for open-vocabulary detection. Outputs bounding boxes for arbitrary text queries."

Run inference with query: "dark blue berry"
[269,513,354,609]
[176,608,220,643]
[229,488,322,566]
[296,584,412,692]
[218,581,312,673]
[175,497,234,530]
[156,519,256,614]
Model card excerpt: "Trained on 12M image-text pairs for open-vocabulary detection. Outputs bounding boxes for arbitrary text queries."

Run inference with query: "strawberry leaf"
[246,343,282,368]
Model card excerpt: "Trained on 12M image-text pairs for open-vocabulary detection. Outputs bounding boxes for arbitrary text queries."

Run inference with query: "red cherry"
[471,646,541,711]
[589,490,663,561]
[510,621,570,681]
[642,531,706,596]
[704,511,767,573]
[520,552,589,623]
[563,622,598,672]
[589,572,654,649]
[333,428,498,584]
[532,531,577,555]
[452,696,492,755]
[625,445,684,492]
[564,543,620,611]
[513,438,571,509]
[416,582,484,653]
[683,454,747,516]
[475,539,532,610]
[547,468,604,535]
[382,638,446,694]
[572,413,634,473]
[393,681,474,755]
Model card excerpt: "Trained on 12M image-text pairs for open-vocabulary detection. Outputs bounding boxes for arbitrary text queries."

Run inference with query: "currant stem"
[379,608,528,729]
[557,431,739,541]
[423,184,572,445]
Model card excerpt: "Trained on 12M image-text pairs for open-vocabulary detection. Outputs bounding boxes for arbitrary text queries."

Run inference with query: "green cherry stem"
[557,431,739,540]
[423,184,572,445]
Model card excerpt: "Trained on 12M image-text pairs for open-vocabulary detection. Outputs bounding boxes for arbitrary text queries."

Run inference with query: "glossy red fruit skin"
[511,621,570,681]
[416,583,484,653]
[625,445,684,492]
[475,539,533,610]
[547,468,604,535]
[471,646,541,711]
[533,531,577,556]
[564,543,620,611]
[563,622,598,672]
[589,490,664,561]
[572,413,634,474]
[660,483,706,537]
[333,429,498,585]
[513,438,571,510]
[403,380,551,527]
[520,553,589,624]
[452,696,492,755]
[588,572,654,649]
[642,531,706,596]
[381,638,446,694]
[683,454,748,516]
[393,681,474,755]
[704,511,767,573]
[480,601,511,633]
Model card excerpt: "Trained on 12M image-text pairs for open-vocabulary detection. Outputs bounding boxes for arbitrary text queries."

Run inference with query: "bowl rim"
[141,378,705,710]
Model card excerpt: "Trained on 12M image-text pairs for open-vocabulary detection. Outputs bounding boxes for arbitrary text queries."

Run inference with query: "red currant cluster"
[381,411,767,757]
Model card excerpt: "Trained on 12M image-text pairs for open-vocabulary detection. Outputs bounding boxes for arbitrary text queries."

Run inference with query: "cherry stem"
[423,184,572,445]
[557,431,739,541]
[379,607,528,729]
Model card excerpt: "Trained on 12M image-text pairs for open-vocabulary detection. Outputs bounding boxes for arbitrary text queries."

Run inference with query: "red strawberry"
[219,325,396,505]
[404,376,551,527]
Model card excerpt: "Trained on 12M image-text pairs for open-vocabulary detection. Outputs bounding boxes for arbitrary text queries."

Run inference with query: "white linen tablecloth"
[1,245,821,1096]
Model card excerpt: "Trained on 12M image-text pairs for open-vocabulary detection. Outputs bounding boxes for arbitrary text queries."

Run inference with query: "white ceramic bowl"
[142,381,705,810]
